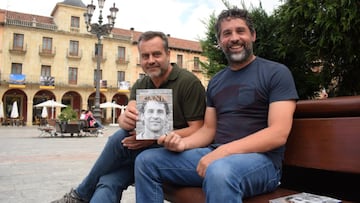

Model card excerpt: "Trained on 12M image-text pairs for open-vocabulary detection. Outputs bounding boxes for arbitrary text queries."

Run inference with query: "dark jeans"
[75,129,160,203]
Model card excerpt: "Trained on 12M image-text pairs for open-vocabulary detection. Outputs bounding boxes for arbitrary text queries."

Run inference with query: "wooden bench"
[163,96,360,203]
[54,120,82,137]
[78,119,100,137]
[37,119,57,136]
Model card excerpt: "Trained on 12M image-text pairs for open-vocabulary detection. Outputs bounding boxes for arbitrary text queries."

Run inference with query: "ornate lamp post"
[84,0,118,122]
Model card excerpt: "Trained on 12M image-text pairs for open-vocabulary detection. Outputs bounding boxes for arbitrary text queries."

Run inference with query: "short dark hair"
[140,95,170,115]
[137,31,169,52]
[214,8,255,40]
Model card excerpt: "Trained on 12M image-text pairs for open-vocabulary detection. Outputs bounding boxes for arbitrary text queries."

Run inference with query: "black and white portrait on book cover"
[136,89,173,140]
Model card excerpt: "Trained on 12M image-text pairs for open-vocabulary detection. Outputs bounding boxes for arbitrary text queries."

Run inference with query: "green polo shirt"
[130,64,206,130]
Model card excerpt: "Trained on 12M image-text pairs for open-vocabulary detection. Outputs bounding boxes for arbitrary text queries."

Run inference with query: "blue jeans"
[135,147,281,203]
[75,129,159,203]
[93,120,104,129]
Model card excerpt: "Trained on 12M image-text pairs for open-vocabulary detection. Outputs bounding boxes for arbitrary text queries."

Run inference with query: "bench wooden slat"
[163,185,299,203]
[286,117,360,173]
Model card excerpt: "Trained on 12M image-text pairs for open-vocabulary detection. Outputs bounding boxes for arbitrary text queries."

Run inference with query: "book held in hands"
[135,89,173,140]
[269,192,342,203]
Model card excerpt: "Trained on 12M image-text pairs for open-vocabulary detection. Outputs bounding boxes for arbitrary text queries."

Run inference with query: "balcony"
[92,80,108,92]
[92,52,107,63]
[118,81,130,93]
[39,46,56,57]
[66,49,82,60]
[192,66,202,73]
[40,76,55,89]
[8,74,26,88]
[115,57,129,65]
[3,73,132,91]
[9,44,27,55]
[70,27,80,33]
[5,18,57,31]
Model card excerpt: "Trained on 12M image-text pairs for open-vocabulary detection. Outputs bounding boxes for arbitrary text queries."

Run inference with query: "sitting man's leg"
[135,148,206,203]
[90,167,134,203]
[202,153,281,202]
[52,129,133,203]
[135,148,281,203]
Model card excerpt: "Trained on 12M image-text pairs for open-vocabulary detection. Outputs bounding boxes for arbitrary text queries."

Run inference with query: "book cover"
[135,89,173,140]
[269,192,342,203]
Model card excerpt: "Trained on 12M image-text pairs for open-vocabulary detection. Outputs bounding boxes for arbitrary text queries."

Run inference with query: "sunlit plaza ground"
[0,126,142,203]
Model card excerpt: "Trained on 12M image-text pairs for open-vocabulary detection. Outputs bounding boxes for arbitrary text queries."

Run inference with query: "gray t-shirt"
[207,57,299,168]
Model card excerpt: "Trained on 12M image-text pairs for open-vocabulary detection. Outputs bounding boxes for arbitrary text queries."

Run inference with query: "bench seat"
[163,96,360,203]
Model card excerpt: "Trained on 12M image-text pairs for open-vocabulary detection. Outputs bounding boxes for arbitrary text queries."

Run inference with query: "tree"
[199,13,226,78]
[199,0,360,99]
[200,1,279,77]
[275,0,360,97]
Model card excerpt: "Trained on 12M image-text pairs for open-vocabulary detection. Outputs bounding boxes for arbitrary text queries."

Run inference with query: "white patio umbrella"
[0,101,4,124]
[119,105,126,115]
[35,99,67,119]
[41,106,48,118]
[99,101,123,109]
[100,101,123,125]
[115,105,127,127]
[0,101,4,119]
[10,101,19,118]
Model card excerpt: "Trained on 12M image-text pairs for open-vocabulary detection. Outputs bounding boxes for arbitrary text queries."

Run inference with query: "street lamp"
[84,0,118,122]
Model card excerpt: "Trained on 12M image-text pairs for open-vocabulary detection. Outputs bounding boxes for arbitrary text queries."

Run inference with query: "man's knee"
[135,149,162,170]
[91,185,120,203]
[205,160,232,184]
[94,177,123,202]
[108,129,128,143]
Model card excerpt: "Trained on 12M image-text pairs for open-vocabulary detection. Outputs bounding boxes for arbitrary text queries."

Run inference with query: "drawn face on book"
[141,100,168,134]
[138,36,171,79]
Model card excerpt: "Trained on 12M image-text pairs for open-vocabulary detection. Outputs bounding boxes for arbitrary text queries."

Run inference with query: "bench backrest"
[46,119,57,127]
[284,96,360,174]
[78,119,89,128]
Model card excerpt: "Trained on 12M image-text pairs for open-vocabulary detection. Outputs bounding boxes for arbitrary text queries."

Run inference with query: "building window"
[71,16,80,28]
[117,71,125,82]
[69,40,79,56]
[177,54,183,68]
[13,33,24,49]
[194,57,200,70]
[11,63,22,74]
[68,67,78,85]
[117,46,126,61]
[95,44,103,57]
[42,37,53,53]
[41,65,51,76]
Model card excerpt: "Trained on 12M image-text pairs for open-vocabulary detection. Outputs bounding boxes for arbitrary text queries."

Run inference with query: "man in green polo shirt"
[52,31,206,203]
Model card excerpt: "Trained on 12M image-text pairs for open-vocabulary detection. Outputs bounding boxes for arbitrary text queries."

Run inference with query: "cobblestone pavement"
[0,125,138,203]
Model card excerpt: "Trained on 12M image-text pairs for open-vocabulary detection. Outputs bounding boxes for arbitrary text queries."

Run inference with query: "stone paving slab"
[0,126,138,203]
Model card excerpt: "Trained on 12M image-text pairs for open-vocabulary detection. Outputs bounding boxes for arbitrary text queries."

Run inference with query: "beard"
[224,42,253,64]
[146,67,165,78]
[147,70,161,78]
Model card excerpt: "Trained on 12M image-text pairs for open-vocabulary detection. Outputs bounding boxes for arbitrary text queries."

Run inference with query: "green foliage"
[199,0,250,77]
[58,106,77,122]
[199,13,227,77]
[199,0,360,99]
[275,0,360,97]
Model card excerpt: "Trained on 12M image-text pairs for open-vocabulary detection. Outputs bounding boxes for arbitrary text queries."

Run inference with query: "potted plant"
[58,106,77,122]
[57,107,79,134]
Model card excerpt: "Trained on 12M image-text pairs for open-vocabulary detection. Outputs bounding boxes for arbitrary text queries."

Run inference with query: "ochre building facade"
[0,0,208,126]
